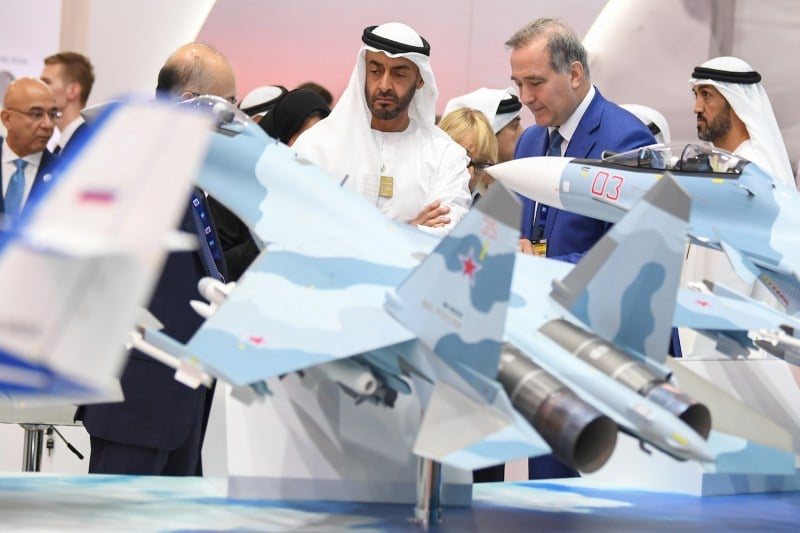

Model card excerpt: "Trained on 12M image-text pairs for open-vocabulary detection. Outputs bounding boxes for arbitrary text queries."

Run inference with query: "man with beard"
[292,22,470,235]
[682,57,794,353]
[690,56,793,185]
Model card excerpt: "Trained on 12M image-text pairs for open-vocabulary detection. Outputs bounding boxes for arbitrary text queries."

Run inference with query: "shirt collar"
[57,116,85,149]
[2,139,44,168]
[549,85,596,145]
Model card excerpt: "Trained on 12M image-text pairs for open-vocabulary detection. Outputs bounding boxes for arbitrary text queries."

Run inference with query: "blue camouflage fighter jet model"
[139,98,580,472]
[489,143,800,319]
[488,143,800,361]
[145,100,749,475]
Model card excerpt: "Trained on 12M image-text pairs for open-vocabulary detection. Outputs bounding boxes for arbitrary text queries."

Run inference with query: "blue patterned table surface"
[0,474,798,532]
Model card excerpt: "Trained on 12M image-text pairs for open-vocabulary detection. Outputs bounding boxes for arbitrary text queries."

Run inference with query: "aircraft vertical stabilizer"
[386,185,521,385]
[0,100,213,400]
[550,173,690,364]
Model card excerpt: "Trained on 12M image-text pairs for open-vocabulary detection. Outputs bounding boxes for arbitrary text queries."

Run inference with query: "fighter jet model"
[0,99,214,403]
[140,99,561,471]
[490,144,800,355]
[127,99,738,477]
[488,143,800,321]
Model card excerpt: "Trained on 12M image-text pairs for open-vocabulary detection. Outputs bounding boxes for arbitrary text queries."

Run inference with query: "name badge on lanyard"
[379,175,394,198]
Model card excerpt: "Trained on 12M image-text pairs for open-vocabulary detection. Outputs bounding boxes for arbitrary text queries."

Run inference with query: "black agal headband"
[497,94,522,114]
[362,25,431,57]
[691,66,762,84]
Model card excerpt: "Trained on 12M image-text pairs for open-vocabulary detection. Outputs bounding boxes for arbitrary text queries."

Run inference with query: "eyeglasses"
[468,160,493,175]
[187,92,238,105]
[5,107,62,122]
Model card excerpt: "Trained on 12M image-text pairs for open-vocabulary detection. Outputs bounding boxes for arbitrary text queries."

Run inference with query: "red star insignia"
[696,300,710,308]
[458,249,483,286]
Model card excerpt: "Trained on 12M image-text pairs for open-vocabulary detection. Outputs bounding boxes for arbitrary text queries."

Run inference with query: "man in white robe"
[293,22,471,235]
[690,56,793,185]
[683,56,793,355]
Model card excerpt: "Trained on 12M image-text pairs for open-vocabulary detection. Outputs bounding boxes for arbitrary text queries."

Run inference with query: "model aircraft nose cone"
[487,156,570,209]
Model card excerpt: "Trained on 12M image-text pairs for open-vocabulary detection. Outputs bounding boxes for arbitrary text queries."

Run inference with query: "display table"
[0,404,84,472]
[1,473,798,532]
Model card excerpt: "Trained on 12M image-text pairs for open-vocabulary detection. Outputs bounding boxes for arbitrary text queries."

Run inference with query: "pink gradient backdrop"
[197,0,606,118]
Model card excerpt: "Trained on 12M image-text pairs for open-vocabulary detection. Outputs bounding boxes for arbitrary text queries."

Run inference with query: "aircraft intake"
[497,343,617,473]
[539,319,711,439]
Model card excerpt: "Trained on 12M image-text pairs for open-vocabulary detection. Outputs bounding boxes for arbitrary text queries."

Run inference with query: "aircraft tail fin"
[413,380,551,470]
[386,185,521,381]
[550,173,691,364]
[0,100,213,399]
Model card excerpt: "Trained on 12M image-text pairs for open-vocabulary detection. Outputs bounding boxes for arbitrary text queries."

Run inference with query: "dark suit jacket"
[79,198,227,452]
[56,121,90,161]
[0,138,56,214]
[207,195,259,281]
[516,89,656,263]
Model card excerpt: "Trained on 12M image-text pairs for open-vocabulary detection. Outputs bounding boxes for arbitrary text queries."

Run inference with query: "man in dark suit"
[506,18,656,479]
[0,78,58,216]
[77,43,234,476]
[40,52,95,158]
[508,18,656,264]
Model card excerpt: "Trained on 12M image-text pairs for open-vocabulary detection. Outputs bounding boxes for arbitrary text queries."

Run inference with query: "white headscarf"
[239,85,287,116]
[442,88,521,134]
[292,22,440,204]
[620,104,671,145]
[690,56,793,185]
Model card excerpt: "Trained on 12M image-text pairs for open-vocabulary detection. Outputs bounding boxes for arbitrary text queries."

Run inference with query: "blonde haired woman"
[438,108,499,200]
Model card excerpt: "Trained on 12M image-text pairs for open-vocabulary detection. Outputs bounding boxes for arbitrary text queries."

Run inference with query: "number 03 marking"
[591,171,624,201]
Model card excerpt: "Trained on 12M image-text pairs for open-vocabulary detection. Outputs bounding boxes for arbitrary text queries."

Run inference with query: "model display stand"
[203,372,472,505]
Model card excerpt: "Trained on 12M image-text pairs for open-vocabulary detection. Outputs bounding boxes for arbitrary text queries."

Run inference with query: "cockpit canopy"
[602,143,750,175]
[180,94,251,136]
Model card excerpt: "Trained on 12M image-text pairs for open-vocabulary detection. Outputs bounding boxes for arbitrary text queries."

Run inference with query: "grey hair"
[505,18,590,79]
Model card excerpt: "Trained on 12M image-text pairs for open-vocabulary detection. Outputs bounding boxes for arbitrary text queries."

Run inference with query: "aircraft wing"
[674,283,800,333]
[184,242,417,386]
[188,102,522,392]
[192,102,439,258]
[182,104,445,385]
[0,100,213,401]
